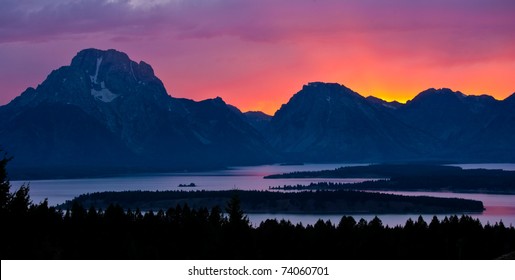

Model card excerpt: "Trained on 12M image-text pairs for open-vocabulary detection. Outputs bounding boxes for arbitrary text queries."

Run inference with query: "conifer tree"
[225,194,249,228]
[0,150,12,214]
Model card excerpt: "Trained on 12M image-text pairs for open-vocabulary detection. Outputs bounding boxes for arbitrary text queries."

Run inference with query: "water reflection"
[10,163,515,227]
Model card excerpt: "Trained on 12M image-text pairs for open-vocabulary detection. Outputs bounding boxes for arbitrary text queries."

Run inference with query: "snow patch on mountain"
[90,57,103,84]
[91,78,117,102]
[130,61,137,81]
[91,88,118,102]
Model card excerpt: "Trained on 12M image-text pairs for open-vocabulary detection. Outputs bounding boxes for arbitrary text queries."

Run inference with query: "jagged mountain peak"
[276,82,364,114]
[405,88,501,113]
[210,96,226,105]
[70,48,164,98]
[402,88,473,115]
[72,48,131,65]
[71,48,157,82]
[366,96,403,110]
[410,88,466,102]
[300,82,361,98]
[244,111,271,118]
[275,82,368,117]
[7,48,170,109]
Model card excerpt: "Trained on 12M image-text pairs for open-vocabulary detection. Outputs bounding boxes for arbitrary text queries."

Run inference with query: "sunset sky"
[1,0,514,115]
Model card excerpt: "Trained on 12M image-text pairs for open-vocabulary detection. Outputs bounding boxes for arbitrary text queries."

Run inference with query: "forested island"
[178,183,197,188]
[61,188,484,214]
[265,164,515,194]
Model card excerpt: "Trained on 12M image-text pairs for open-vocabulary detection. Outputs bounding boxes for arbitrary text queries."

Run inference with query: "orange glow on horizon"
[163,58,515,116]
[1,0,514,116]
[159,31,515,116]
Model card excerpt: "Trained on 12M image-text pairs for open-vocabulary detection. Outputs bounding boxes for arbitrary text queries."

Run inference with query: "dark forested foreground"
[2,196,515,260]
[63,189,484,214]
[265,164,515,194]
[2,154,514,260]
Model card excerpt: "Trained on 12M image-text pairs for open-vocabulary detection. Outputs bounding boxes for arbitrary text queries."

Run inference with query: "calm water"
[11,163,366,205]
[11,163,515,227]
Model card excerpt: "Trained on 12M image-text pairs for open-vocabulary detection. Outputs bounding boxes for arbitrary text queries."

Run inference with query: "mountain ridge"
[1,48,513,179]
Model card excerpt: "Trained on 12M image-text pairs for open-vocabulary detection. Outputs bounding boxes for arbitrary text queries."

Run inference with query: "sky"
[1,0,514,115]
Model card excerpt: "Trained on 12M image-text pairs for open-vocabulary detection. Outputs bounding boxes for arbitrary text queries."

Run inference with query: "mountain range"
[0,48,513,178]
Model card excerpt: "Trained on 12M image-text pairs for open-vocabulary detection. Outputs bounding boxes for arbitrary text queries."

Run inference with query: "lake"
[11,163,515,227]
